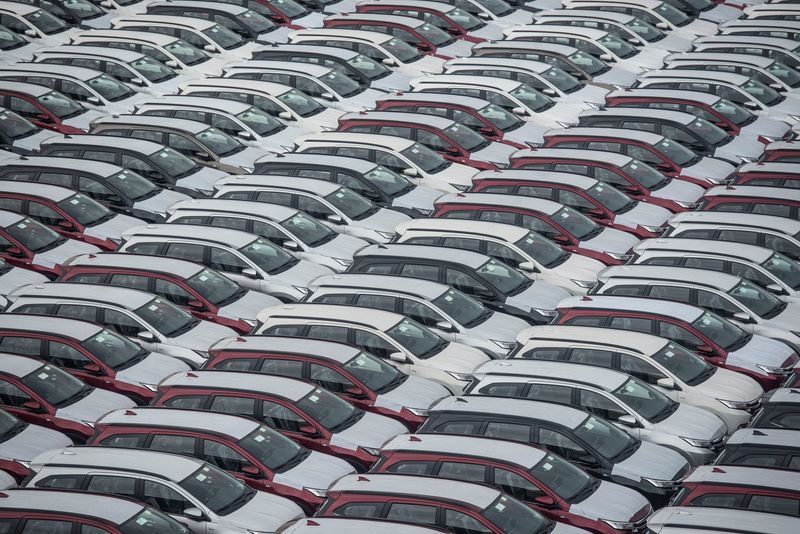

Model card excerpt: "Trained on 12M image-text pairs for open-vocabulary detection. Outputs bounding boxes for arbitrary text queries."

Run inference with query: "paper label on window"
[542,463,552,471]
[149,305,158,311]
[399,325,408,332]
[485,264,495,271]
[630,164,638,170]
[70,199,80,204]
[159,152,169,158]
[251,244,261,250]
[560,212,569,218]
[96,336,105,342]
[664,351,674,358]
[16,223,26,229]
[585,422,594,430]
[254,434,265,442]
[136,518,148,525]
[309,394,319,402]
[335,192,344,198]
[444,295,453,302]
[495,504,505,511]
[196,474,207,481]
[0,116,6,121]
[38,372,49,379]
[199,275,208,281]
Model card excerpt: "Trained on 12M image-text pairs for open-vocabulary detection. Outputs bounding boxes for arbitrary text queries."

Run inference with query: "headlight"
[451,183,469,191]
[406,407,430,416]
[305,487,327,497]
[242,166,255,173]
[360,446,380,456]
[532,308,558,318]
[81,420,96,428]
[140,383,158,392]
[195,350,209,360]
[333,258,354,267]
[680,436,714,448]
[375,231,396,240]
[600,518,639,530]
[247,530,270,534]
[757,363,792,375]
[243,319,257,327]
[675,201,698,209]
[292,285,310,296]
[737,156,754,164]
[571,279,596,289]
[109,238,123,245]
[605,252,632,261]
[640,225,665,233]
[491,339,516,351]
[14,459,30,468]
[642,476,677,488]
[414,208,433,216]
[447,371,472,381]
[717,398,751,410]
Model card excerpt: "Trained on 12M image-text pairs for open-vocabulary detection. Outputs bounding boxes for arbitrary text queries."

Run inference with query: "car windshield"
[0,24,26,49]
[400,143,450,173]
[530,453,593,502]
[239,237,295,273]
[343,351,402,392]
[164,39,209,66]
[553,206,599,241]
[239,10,275,32]
[655,2,690,26]
[81,329,147,369]
[386,318,445,359]
[598,33,637,59]
[37,91,85,119]
[654,137,696,166]
[364,165,412,197]
[120,508,192,534]
[448,7,483,30]
[621,160,667,189]
[63,0,104,18]
[475,0,513,16]
[135,297,196,337]
[57,193,111,226]
[195,126,244,157]
[652,341,714,385]
[625,17,664,42]
[6,217,63,253]
[239,424,304,470]
[515,231,567,268]
[108,170,158,201]
[613,377,674,422]
[444,122,488,151]
[711,98,753,126]
[686,118,728,146]
[510,84,553,112]
[568,50,608,75]
[22,364,87,407]
[691,311,749,351]
[324,187,376,220]
[321,70,361,98]
[383,37,422,63]
[203,24,244,49]
[297,387,358,431]
[767,61,800,87]
[179,465,251,514]
[272,0,307,17]
[152,147,199,178]
[574,415,633,460]
[281,212,335,247]
[346,53,391,80]
[741,78,782,106]
[24,9,67,34]
[86,74,135,102]
[728,280,784,318]
[236,106,284,136]
[129,56,176,83]
[432,288,486,327]
[277,88,325,117]
[0,109,37,139]
[416,23,453,46]
[541,66,583,93]
[186,268,241,306]
[586,182,636,214]
[482,495,548,534]
[762,252,800,290]
[477,102,524,131]
[476,257,528,294]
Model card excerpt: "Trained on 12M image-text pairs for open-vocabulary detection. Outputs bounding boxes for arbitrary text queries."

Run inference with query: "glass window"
[109,273,150,292]
[361,264,395,275]
[256,191,292,206]
[35,475,83,489]
[388,461,435,475]
[262,325,303,337]
[262,400,307,432]
[647,285,691,302]
[47,341,90,369]
[526,383,573,404]
[747,495,800,517]
[658,322,704,351]
[401,263,439,281]
[0,336,41,356]
[444,509,492,534]
[309,363,354,393]
[564,316,606,327]
[401,299,442,327]
[203,440,251,472]
[125,242,162,256]
[27,201,65,226]
[55,304,97,323]
[306,325,349,344]
[353,330,396,359]
[334,502,384,518]
[258,359,304,378]
[494,468,544,501]
[437,421,482,435]
[86,475,136,499]
[538,428,585,460]
[481,383,524,397]
[521,348,566,361]
[142,480,191,515]
[446,268,489,295]
[210,396,255,418]
[386,504,437,526]
[149,434,196,455]
[103,309,142,337]
[438,462,485,483]
[0,380,31,407]
[21,520,72,534]
[619,354,664,383]
[609,316,652,333]
[102,434,146,448]
[569,348,613,366]
[209,248,248,274]
[479,210,517,225]
[164,243,205,263]
[82,526,113,534]
[484,421,530,442]
[0,198,23,213]
[692,493,744,508]
[442,237,482,252]
[355,294,395,312]
[164,395,207,410]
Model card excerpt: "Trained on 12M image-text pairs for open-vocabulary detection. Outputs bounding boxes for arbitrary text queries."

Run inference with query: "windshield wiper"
[274,448,311,473]
[114,348,150,371]
[165,318,199,338]
[216,488,256,516]
[55,386,93,408]
[0,421,27,441]
[375,372,408,394]
[464,308,493,328]
[215,287,247,308]
[568,478,600,503]
[726,333,752,352]
[329,409,365,433]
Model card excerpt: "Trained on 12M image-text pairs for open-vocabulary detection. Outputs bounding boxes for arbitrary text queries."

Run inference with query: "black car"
[714,428,800,471]
[750,388,800,431]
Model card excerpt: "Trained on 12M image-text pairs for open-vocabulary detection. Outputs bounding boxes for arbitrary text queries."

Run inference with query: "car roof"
[513,147,632,165]
[0,209,25,227]
[580,107,695,125]
[0,313,102,340]
[666,52,776,68]
[310,273,450,300]
[112,14,217,30]
[148,0,250,14]
[381,433,547,469]
[359,0,460,12]
[606,88,722,105]
[0,181,76,202]
[224,60,333,77]
[354,243,490,269]
[683,465,800,492]
[290,28,393,45]
[122,223,262,249]
[445,57,551,74]
[137,95,252,114]
[436,192,562,215]
[180,77,293,96]
[633,238,775,263]
[254,43,359,59]
[378,91,494,110]
[704,185,800,202]
[0,80,56,97]
[506,24,608,40]
[599,265,741,292]
[65,252,206,279]
[259,303,405,330]
[472,40,579,55]
[638,69,751,86]
[395,218,530,242]
[326,13,428,28]
[211,335,362,363]
[668,211,800,234]
[257,153,378,173]
[0,489,143,523]
[647,506,800,534]
[535,8,635,23]
[0,63,103,82]
[295,131,415,151]
[97,407,260,439]
[764,388,800,406]
[517,324,670,354]
[74,29,181,46]
[694,35,799,49]
[214,175,342,195]
[720,19,800,31]
[92,114,210,134]
[0,1,40,15]
[341,110,455,130]
[280,518,447,534]
[724,428,800,448]
[566,0,670,9]
[473,169,599,190]
[328,473,501,509]
[41,134,162,155]
[431,395,588,428]
[473,359,629,390]
[35,45,148,63]
[0,156,121,176]
[411,74,523,92]
[739,162,800,175]
[558,295,705,322]
[11,282,156,310]
[0,353,47,377]
[546,127,664,144]
[168,198,299,221]
[159,369,316,401]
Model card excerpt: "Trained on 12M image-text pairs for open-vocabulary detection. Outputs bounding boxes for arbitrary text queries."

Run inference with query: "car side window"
[142,480,192,515]
[86,475,137,500]
[28,201,65,226]
[149,434,196,456]
[109,273,150,292]
[521,215,559,239]
[163,395,207,410]
[479,210,517,225]
[125,242,163,256]
[400,263,439,281]
[55,304,97,323]
[0,379,31,408]
[309,363,355,393]
[521,348,566,360]
[47,341,91,370]
[261,325,304,337]
[537,428,585,460]
[0,198,23,213]
[696,290,740,318]
[764,235,800,258]
[480,383,524,397]
[387,461,435,475]
[210,216,248,232]
[296,196,334,218]
[619,354,664,384]
[484,421,531,442]
[684,257,724,271]
[386,503,437,526]
[579,390,627,421]
[359,263,395,275]
[494,468,544,501]
[203,439,252,473]
[444,509,492,534]
[747,495,799,516]
[401,299,442,327]
[103,309,143,337]
[0,336,41,357]
[77,177,116,203]
[568,348,613,367]
[738,454,782,467]
[609,316,653,334]
[718,230,759,246]
[691,493,744,508]
[446,268,489,295]
[307,325,349,344]
[593,167,629,187]
[526,384,573,405]
[210,248,249,274]
[438,462,486,483]
[353,330,396,359]
[354,294,396,313]
[35,474,84,490]
[101,434,147,448]
[441,237,482,252]
[334,502,384,518]
[20,520,72,534]
[121,157,163,180]
[658,322,704,351]
[262,400,307,432]
[210,395,256,418]
[518,186,554,201]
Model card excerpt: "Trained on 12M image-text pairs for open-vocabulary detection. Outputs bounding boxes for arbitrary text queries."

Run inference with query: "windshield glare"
[444,122,487,151]
[386,318,443,359]
[152,147,198,177]
[129,56,175,83]
[203,24,244,49]
[237,106,283,136]
[762,252,800,290]
[530,453,593,501]
[81,329,145,369]
[179,465,249,514]
[343,351,401,392]
[432,288,485,327]
[277,89,324,117]
[598,34,637,59]
[186,268,240,306]
[383,37,421,63]
[476,257,527,294]
[6,217,62,253]
[510,84,553,112]
[542,66,582,93]
[37,91,84,119]
[24,10,66,34]
[324,187,375,219]
[297,387,357,431]
[691,311,747,350]
[711,98,752,126]
[687,118,728,146]
[346,53,390,79]
[120,509,191,534]
[22,364,85,407]
[478,102,523,131]
[613,378,673,421]
[239,425,303,470]
[483,495,547,534]
[400,143,449,173]
[0,110,37,139]
[281,212,334,247]
[195,127,243,157]
[626,18,664,41]
[135,297,194,337]
[239,238,294,274]
[587,182,635,214]
[651,342,712,384]
[568,50,607,75]
[57,193,110,226]
[728,280,783,318]
[574,415,633,459]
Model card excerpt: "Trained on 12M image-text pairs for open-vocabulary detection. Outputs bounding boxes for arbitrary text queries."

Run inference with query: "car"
[0,256,47,305]
[38,134,227,197]
[166,0,325,29]
[0,22,38,63]
[58,252,280,333]
[12,0,114,28]
[651,0,742,23]
[0,156,190,223]
[719,19,800,41]
[0,2,80,48]
[277,518,449,534]
[211,175,409,244]
[0,313,190,403]
[554,295,799,390]
[630,237,800,301]
[762,141,800,163]
[730,162,800,188]
[0,407,71,481]
[254,303,491,393]
[511,325,764,432]
[89,115,270,174]
[0,182,144,251]
[646,506,800,534]
[349,243,571,324]
[744,3,800,20]
[0,354,135,441]
[663,52,800,94]
[293,131,479,194]
[305,273,529,358]
[165,199,367,272]
[118,223,333,302]
[699,185,800,220]
[152,370,408,469]
[0,81,105,135]
[0,489,194,534]
[468,169,671,239]
[205,335,450,428]
[6,282,237,369]
[0,107,58,155]
[26,446,306,532]
[541,127,736,187]
[714,428,800,470]
[669,465,800,518]
[509,148,705,213]
[393,218,604,295]
[592,265,800,351]
[431,192,640,265]
[467,359,728,465]
[692,35,800,72]
[750,388,800,431]
[0,210,100,278]
[662,212,800,261]
[419,395,691,504]
[90,406,355,512]
[425,0,533,28]
[373,433,653,534]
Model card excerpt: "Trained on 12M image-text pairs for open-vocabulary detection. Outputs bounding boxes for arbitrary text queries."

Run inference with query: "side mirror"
[542,88,557,97]
[24,29,37,38]
[130,77,146,87]
[83,363,103,374]
[242,267,259,279]
[617,414,638,427]
[402,168,418,177]
[5,247,24,257]
[278,111,294,121]
[518,261,536,273]
[656,377,676,390]
[576,452,598,465]
[22,400,42,412]
[696,344,715,355]
[299,424,319,436]
[36,113,53,123]
[100,0,113,7]
[57,220,74,229]
[733,311,754,324]
[655,22,669,30]
[511,106,528,116]
[770,83,784,91]
[107,195,124,206]
[344,386,366,398]
[444,146,460,157]
[588,208,607,219]
[599,53,613,62]
[382,58,395,66]
[627,38,640,45]
[743,101,760,110]
[203,44,217,53]
[477,11,491,19]
[165,60,179,69]
[389,351,407,363]
[186,300,205,310]
[326,214,345,225]
[194,151,212,161]
[282,240,301,251]
[237,131,253,140]
[533,495,557,508]
[766,283,786,295]
[435,320,456,333]
[553,235,570,244]
[183,507,204,521]
[241,465,262,477]
[137,331,155,342]
[320,92,336,101]
[87,96,102,106]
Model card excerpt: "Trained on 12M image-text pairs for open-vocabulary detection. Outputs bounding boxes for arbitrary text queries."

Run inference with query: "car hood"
[220,145,271,171]
[293,11,326,28]
[340,88,384,112]
[765,93,800,123]
[372,70,413,92]
[728,334,796,375]
[470,141,517,166]
[273,450,354,492]
[504,121,549,146]
[391,184,443,213]
[0,267,47,297]
[714,135,764,162]
[696,366,763,404]
[657,32,693,53]
[310,233,366,261]
[55,387,135,425]
[563,84,609,106]
[570,481,651,522]
[305,107,345,131]
[469,23,505,41]
[61,109,107,132]
[612,440,688,482]
[172,320,238,351]
[701,3,744,23]
[275,259,332,289]
[0,423,72,461]
[438,39,474,59]
[554,253,605,286]
[218,290,281,322]
[765,300,800,332]
[356,207,411,233]
[83,213,146,242]
[614,201,671,230]
[33,239,100,270]
[506,280,571,313]
[424,341,491,374]
[375,375,450,412]
[176,165,229,197]
[552,523,595,534]
[12,129,60,153]
[222,490,304,531]
[681,157,735,183]
[116,351,190,387]
[593,67,638,89]
[655,403,726,442]
[650,178,704,203]
[405,54,445,75]
[429,162,478,190]
[260,124,308,153]
[740,115,792,141]
[682,18,719,37]
[110,92,150,115]
[465,310,530,343]
[262,26,293,44]
[329,411,408,451]
[535,101,583,128]
[580,226,639,254]
[82,12,116,29]
[618,47,670,71]
[133,189,191,219]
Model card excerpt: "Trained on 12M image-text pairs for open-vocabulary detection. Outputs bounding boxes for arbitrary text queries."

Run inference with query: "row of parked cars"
[0,0,798,532]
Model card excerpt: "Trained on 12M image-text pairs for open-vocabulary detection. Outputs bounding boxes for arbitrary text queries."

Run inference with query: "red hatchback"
[730,162,800,188]
[762,141,800,163]
[699,185,800,220]
[0,81,99,134]
[355,0,489,42]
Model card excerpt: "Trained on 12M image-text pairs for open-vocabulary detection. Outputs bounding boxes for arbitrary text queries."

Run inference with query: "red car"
[762,141,800,163]
[355,0,490,42]
[247,0,321,28]
[699,185,800,220]
[509,148,705,212]
[730,162,800,188]
[0,81,100,135]
[470,169,671,239]
[671,465,800,518]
